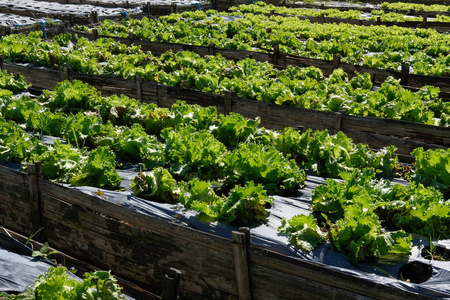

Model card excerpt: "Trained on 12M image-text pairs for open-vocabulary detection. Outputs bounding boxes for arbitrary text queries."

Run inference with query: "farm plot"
[1,31,449,159]
[234,2,450,22]
[0,1,449,298]
[285,1,450,16]
[232,2,450,30]
[73,9,450,78]
[0,70,449,298]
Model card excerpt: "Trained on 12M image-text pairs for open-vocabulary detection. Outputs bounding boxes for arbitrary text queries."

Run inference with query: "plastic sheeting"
[68,167,450,298]
[0,233,56,293]
[0,233,134,299]
[0,0,141,17]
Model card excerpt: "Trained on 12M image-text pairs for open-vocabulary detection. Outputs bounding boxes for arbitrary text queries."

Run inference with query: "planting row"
[1,32,449,127]
[0,266,127,300]
[72,9,450,76]
[0,70,449,263]
[233,2,450,22]
[285,1,450,13]
[380,1,450,13]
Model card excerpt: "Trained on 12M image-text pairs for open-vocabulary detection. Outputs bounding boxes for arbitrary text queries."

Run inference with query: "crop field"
[0,0,449,299]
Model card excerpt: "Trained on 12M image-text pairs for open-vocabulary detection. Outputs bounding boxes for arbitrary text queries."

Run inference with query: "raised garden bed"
[0,163,448,299]
[2,60,448,162]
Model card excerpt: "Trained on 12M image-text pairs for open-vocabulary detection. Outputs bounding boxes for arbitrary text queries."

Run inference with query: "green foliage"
[224,143,306,194]
[1,96,43,124]
[130,167,179,203]
[311,168,392,218]
[411,148,450,190]
[278,214,327,252]
[384,183,450,238]
[0,70,30,92]
[212,113,267,147]
[28,139,84,182]
[31,242,59,259]
[179,178,223,219]
[171,101,217,130]
[44,80,102,113]
[12,266,125,300]
[330,205,411,263]
[69,8,450,77]
[0,118,40,162]
[219,181,273,224]
[1,32,447,125]
[161,126,227,180]
[69,146,121,188]
[274,128,398,178]
[178,179,273,224]
[280,169,414,261]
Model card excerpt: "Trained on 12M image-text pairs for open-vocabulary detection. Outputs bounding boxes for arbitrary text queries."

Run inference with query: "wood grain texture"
[248,247,436,300]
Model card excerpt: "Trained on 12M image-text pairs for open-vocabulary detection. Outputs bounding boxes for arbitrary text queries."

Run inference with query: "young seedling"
[31,242,59,259]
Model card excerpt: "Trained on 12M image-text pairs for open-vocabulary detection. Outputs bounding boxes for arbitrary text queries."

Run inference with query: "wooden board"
[0,165,34,236]
[248,247,436,300]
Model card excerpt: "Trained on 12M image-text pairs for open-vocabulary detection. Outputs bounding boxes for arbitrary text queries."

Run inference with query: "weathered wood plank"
[40,193,236,273]
[248,247,435,300]
[231,98,338,131]
[341,115,450,146]
[0,194,32,213]
[343,129,448,162]
[2,63,63,89]
[43,216,238,299]
[250,265,375,300]
[0,206,34,236]
[38,180,233,253]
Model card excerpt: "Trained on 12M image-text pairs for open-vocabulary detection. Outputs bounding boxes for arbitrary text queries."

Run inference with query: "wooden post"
[91,11,99,24]
[232,231,252,300]
[28,162,45,242]
[171,3,177,13]
[156,84,168,107]
[161,268,181,300]
[209,43,216,56]
[273,44,279,65]
[370,72,376,85]
[147,2,151,18]
[136,77,144,102]
[92,28,98,40]
[321,13,325,24]
[63,67,71,81]
[239,227,251,245]
[333,110,344,134]
[332,54,340,70]
[377,16,381,26]
[224,91,233,115]
[401,65,410,86]
[422,16,427,28]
